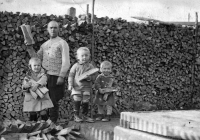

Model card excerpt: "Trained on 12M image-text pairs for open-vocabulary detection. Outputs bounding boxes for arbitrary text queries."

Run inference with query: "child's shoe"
[83,115,95,123]
[95,114,104,121]
[102,115,111,122]
[74,115,83,123]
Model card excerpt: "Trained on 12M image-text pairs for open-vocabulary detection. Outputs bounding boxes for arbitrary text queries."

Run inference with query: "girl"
[68,47,96,123]
[22,57,54,121]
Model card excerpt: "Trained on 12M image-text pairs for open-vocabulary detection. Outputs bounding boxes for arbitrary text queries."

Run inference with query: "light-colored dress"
[22,70,54,112]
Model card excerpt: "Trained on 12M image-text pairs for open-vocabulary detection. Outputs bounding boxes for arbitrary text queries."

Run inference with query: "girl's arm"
[22,77,32,91]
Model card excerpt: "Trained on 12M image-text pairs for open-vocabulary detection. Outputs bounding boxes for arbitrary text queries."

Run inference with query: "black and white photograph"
[0,0,200,140]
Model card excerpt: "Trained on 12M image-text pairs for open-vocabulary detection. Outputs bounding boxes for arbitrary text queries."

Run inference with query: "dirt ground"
[67,117,120,132]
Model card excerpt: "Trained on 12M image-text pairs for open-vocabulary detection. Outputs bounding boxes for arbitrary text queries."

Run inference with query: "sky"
[0,0,200,22]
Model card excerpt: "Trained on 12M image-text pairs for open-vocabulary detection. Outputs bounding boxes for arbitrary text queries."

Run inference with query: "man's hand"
[23,82,32,89]
[99,88,105,94]
[68,85,73,91]
[85,76,91,81]
[56,76,64,85]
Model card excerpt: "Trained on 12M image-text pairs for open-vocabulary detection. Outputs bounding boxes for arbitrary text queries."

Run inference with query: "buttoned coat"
[22,70,54,112]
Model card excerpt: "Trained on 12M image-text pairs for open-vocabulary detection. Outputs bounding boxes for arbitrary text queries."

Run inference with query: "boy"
[68,47,95,123]
[94,61,117,122]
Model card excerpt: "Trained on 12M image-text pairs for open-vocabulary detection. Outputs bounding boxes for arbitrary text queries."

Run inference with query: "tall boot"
[30,112,37,122]
[82,102,94,123]
[82,102,89,116]
[41,114,48,121]
[40,110,49,121]
[74,101,83,122]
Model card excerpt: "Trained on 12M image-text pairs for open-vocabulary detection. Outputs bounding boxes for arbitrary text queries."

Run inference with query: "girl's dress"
[22,70,54,112]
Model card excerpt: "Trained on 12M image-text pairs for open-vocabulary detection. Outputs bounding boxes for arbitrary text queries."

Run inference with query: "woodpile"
[1,11,200,121]
[0,119,84,140]
[93,17,200,111]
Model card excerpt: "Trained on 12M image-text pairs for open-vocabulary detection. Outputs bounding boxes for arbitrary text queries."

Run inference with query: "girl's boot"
[30,112,38,122]
[40,110,49,121]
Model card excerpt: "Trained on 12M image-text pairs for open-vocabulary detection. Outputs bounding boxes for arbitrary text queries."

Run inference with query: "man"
[26,21,70,123]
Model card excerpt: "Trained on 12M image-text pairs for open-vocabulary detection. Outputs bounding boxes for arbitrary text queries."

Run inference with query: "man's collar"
[50,36,59,40]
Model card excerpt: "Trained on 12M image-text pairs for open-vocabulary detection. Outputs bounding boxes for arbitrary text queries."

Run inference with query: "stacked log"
[1,11,200,121]
[0,119,83,140]
[93,17,200,111]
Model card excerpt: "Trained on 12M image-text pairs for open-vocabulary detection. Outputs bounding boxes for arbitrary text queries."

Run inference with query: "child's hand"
[68,85,73,91]
[85,76,91,81]
[31,83,39,92]
[99,88,105,94]
[24,82,32,89]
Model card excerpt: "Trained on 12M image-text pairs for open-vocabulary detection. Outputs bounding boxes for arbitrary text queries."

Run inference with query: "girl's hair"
[77,47,90,55]
[29,57,41,67]
[100,61,112,68]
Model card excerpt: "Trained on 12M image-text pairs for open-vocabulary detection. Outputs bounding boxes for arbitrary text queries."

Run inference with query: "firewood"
[18,133,28,140]
[77,68,99,82]
[1,133,28,140]
[69,131,81,137]
[18,124,25,133]
[41,133,48,140]
[1,10,200,121]
[57,135,66,140]
[67,133,76,140]
[20,123,34,133]
[28,130,42,137]
[55,127,72,136]
[0,127,6,135]
[101,87,118,93]
[31,122,46,132]
[46,134,55,140]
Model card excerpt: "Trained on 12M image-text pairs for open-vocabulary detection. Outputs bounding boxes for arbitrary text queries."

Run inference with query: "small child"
[68,47,95,123]
[94,61,117,122]
[22,57,54,121]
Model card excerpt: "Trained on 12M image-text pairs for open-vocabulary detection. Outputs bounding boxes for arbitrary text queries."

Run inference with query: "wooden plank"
[120,111,200,140]
[77,68,99,82]
[114,126,175,140]
[1,133,28,140]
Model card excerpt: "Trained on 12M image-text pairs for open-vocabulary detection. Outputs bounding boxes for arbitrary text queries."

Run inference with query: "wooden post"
[86,4,90,23]
[191,12,198,104]
[188,13,190,22]
[87,4,89,15]
[90,0,95,119]
[91,0,95,62]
